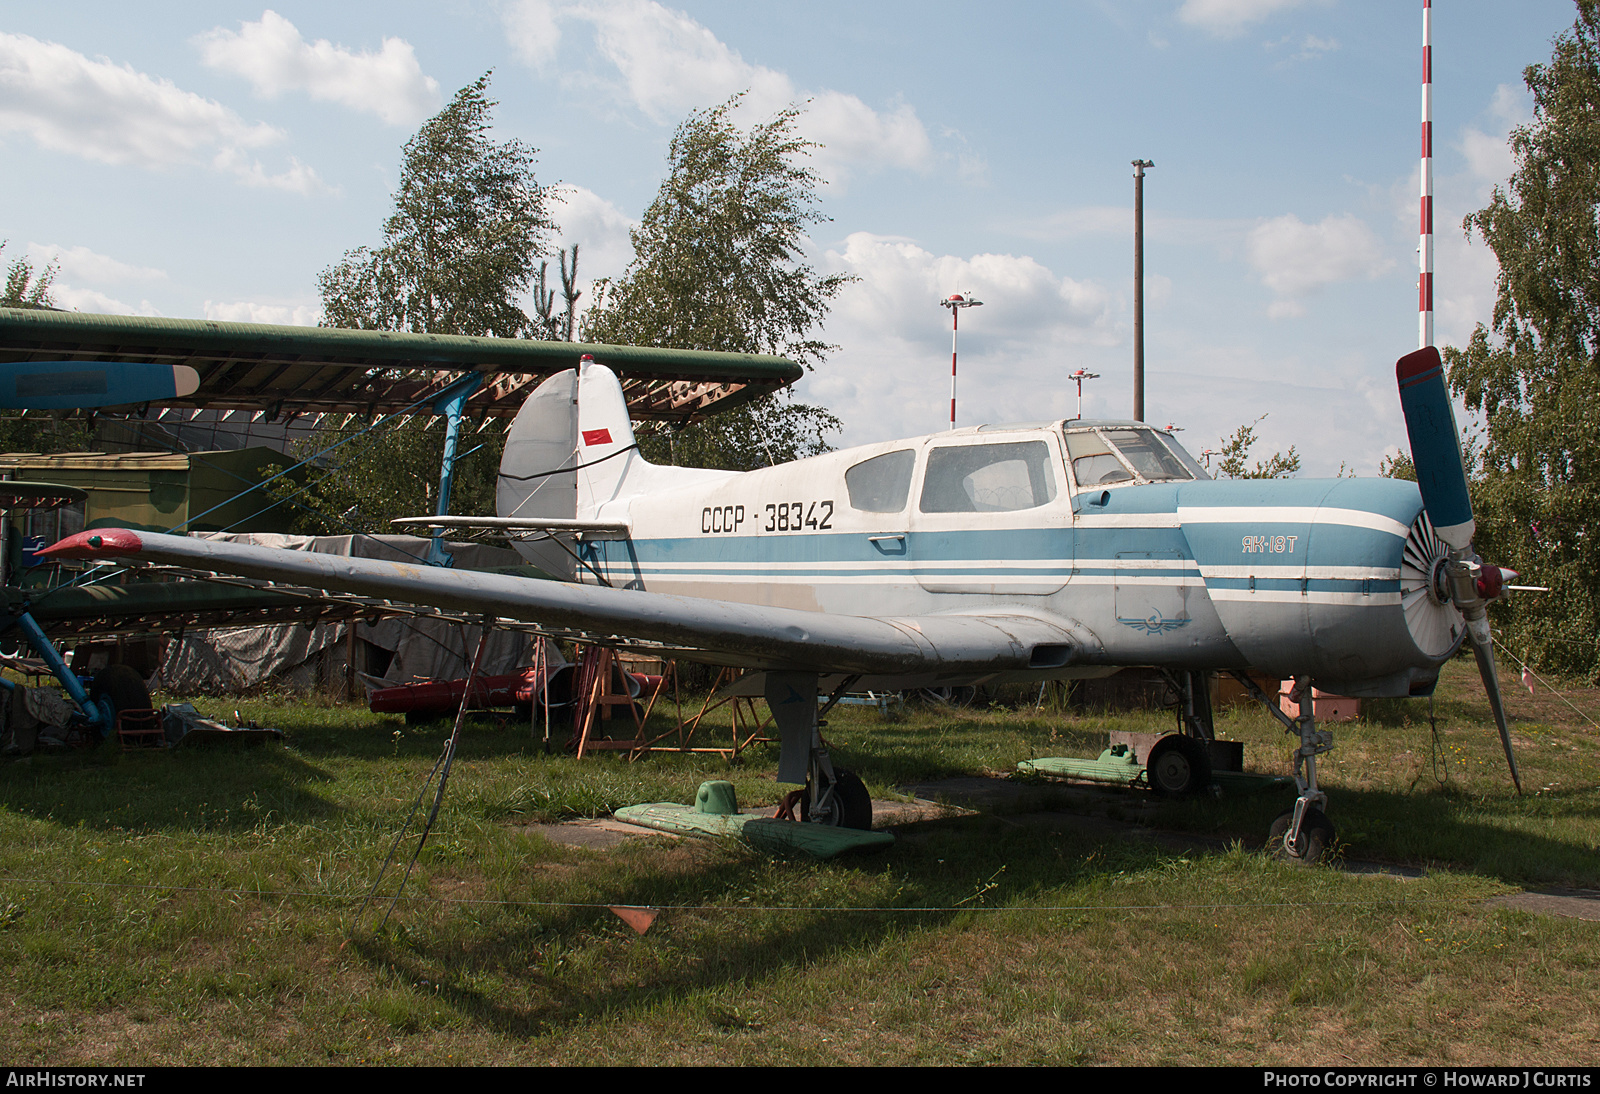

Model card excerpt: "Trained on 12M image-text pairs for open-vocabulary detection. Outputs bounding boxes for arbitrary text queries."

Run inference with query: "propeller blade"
[0,361,200,410]
[1465,619,1523,795]
[1399,348,1523,794]
[1396,346,1475,550]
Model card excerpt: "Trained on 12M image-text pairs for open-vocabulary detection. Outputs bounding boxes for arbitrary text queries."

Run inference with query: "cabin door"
[907,435,1073,596]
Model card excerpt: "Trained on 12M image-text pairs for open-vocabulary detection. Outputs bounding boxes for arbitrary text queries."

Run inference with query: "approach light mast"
[1068,368,1099,420]
[1419,0,1434,349]
[941,293,982,429]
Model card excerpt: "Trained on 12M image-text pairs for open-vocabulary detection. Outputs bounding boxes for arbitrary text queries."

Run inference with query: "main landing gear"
[1227,672,1337,863]
[766,671,874,831]
[1144,669,1218,798]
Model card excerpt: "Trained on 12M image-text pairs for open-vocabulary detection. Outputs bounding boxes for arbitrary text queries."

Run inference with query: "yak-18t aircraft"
[43,343,1521,861]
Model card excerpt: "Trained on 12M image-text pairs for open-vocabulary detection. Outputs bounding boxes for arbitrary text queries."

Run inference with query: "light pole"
[940,293,982,429]
[1067,368,1099,420]
[1132,159,1153,422]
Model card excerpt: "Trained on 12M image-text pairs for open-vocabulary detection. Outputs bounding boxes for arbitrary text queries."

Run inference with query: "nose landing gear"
[1226,671,1337,864]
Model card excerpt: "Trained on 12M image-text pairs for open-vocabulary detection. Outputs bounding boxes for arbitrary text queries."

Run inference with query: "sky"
[0,0,1581,475]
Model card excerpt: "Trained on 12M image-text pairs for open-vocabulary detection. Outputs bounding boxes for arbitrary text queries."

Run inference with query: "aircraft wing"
[41,530,1102,676]
[0,307,800,424]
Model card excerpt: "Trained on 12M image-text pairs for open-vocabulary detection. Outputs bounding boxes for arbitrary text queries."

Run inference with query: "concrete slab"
[514,779,1589,924]
[1486,887,1600,922]
[517,817,675,849]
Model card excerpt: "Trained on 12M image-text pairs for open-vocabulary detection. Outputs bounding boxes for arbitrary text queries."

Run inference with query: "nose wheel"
[1225,671,1337,864]
[1268,805,1336,864]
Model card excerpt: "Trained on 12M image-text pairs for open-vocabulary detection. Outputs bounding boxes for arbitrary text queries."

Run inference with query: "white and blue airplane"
[43,345,1520,860]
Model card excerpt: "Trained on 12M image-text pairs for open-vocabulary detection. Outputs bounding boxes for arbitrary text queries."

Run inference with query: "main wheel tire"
[800,768,873,830]
[88,663,152,743]
[1268,807,1336,864]
[1146,734,1212,797]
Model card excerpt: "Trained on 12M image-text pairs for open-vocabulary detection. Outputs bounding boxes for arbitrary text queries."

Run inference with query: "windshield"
[1063,426,1201,487]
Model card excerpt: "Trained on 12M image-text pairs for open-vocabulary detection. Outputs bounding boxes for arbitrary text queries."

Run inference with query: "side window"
[845,449,915,513]
[1065,431,1133,487]
[920,441,1059,514]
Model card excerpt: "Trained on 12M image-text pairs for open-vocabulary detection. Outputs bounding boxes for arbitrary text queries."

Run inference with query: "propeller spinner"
[1396,346,1523,794]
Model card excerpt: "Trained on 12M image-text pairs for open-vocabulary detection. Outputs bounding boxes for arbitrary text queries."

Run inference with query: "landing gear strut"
[1227,671,1336,863]
[766,671,874,831]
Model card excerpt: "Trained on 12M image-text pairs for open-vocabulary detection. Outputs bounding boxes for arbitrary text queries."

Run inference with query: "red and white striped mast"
[1419,0,1433,348]
[941,292,982,429]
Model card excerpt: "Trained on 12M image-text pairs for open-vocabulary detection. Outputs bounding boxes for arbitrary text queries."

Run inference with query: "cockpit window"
[1064,431,1134,486]
[1063,426,1201,487]
[845,449,915,512]
[1154,430,1210,480]
[1102,429,1194,481]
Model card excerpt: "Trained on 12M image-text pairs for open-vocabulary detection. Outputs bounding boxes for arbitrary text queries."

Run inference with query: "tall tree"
[1211,416,1300,479]
[298,74,553,534]
[532,244,582,341]
[1444,3,1600,677]
[0,242,57,310]
[321,73,555,337]
[583,96,847,470]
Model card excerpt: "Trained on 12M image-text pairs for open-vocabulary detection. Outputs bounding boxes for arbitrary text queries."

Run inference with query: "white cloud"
[195,11,440,126]
[539,185,637,328]
[504,0,564,69]
[802,233,1119,443]
[210,147,327,193]
[830,232,1116,350]
[51,285,161,316]
[502,0,933,180]
[1460,127,1515,186]
[1431,84,1533,347]
[1245,213,1390,309]
[551,185,636,280]
[203,300,321,326]
[1177,0,1312,38]
[0,31,325,193]
[1265,33,1338,63]
[25,243,167,285]
[1459,84,1529,185]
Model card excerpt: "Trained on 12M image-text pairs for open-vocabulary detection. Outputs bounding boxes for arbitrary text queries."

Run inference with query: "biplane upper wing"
[41,530,1103,676]
[0,307,801,423]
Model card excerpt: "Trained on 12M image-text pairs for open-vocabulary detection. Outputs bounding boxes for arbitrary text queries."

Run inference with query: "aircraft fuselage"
[577,421,1452,697]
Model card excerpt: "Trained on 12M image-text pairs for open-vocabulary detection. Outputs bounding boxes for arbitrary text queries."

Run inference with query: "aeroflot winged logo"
[1117,611,1191,635]
[582,428,613,447]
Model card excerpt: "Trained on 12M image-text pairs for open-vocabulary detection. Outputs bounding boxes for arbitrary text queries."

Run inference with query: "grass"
[1,657,1598,1065]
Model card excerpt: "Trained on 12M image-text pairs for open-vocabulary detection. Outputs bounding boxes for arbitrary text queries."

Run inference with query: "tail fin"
[572,358,644,512]
[496,357,648,524]
[498,357,736,539]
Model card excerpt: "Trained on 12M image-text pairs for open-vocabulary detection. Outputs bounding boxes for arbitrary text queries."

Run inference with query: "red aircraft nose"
[34,528,145,560]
